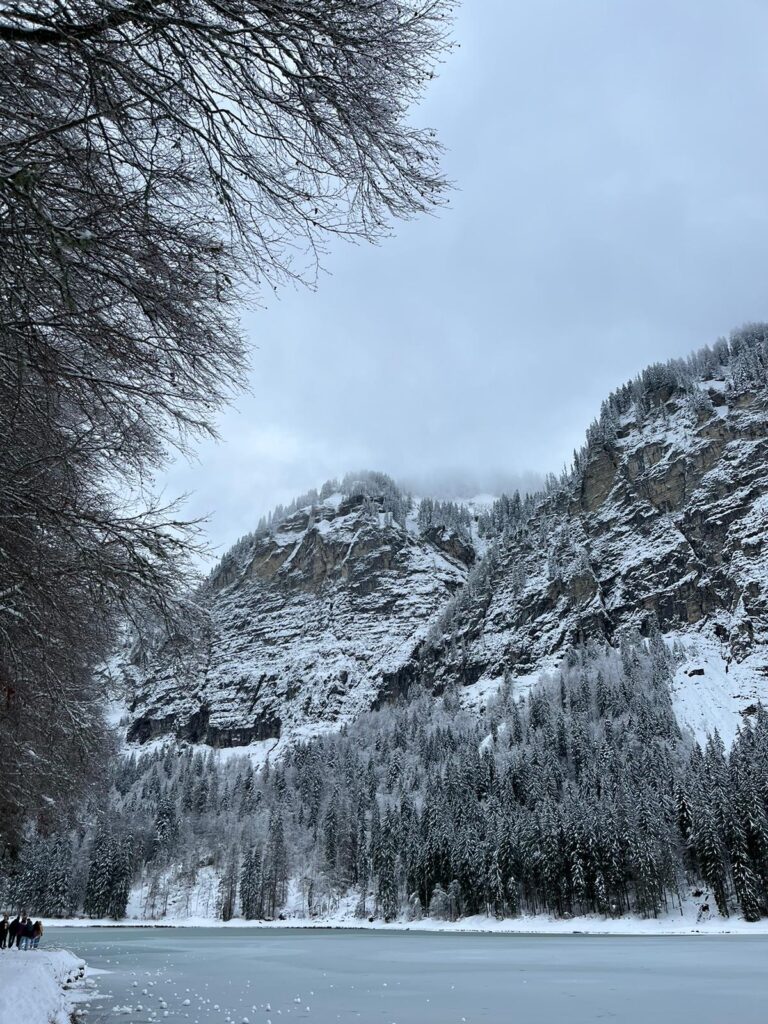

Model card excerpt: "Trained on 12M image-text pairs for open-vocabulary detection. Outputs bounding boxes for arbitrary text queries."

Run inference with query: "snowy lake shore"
[0,948,89,1024]
[44,902,768,936]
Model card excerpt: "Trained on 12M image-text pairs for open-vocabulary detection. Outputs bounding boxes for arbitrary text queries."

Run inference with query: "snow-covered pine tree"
[83,826,114,919]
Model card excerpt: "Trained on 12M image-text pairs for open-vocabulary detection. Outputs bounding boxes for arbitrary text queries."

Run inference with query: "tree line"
[4,637,768,924]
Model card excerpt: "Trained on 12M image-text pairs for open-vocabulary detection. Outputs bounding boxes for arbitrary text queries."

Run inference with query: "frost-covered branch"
[0,0,455,844]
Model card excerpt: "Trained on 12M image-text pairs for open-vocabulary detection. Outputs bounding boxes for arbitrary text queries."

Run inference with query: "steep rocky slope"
[122,327,768,748]
[124,489,473,746]
[428,374,768,682]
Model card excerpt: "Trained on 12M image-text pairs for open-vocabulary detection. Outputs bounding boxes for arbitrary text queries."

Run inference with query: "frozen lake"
[49,927,767,1024]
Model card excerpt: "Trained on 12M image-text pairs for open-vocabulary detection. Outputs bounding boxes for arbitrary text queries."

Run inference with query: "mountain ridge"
[119,324,768,749]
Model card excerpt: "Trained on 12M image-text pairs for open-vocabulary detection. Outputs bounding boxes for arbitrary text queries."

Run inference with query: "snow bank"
[48,901,768,935]
[0,949,86,1024]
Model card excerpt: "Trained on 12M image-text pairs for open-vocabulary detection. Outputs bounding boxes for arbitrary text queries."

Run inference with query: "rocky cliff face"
[124,491,472,747]
[424,378,768,691]
[122,330,768,748]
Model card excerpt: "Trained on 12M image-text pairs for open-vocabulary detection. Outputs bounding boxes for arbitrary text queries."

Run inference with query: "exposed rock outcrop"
[424,381,768,690]
[125,492,470,746]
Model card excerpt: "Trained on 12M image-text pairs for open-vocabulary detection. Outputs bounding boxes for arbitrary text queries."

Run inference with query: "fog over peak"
[397,469,545,503]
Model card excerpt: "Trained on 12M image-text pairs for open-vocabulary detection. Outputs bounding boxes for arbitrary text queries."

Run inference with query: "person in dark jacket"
[31,921,43,949]
[8,914,21,949]
[0,914,9,948]
[20,916,34,950]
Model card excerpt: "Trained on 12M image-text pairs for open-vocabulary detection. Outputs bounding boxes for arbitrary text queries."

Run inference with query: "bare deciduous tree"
[0,0,455,844]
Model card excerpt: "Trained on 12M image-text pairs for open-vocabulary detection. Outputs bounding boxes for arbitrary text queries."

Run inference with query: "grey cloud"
[164,0,768,557]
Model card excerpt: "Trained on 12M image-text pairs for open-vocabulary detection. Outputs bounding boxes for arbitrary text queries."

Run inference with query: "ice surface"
[52,927,768,1024]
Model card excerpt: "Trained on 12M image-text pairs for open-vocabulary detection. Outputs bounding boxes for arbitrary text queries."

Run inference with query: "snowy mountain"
[121,326,768,750]
[420,329,768,737]
[9,326,768,929]
[123,479,475,748]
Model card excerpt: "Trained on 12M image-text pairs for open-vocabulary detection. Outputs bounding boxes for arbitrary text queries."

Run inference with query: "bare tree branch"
[0,0,455,843]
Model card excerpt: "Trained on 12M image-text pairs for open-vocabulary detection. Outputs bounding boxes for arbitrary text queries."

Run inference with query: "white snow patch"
[669,634,768,746]
[127,738,280,768]
[0,949,87,1024]
[321,492,344,511]
[459,676,503,711]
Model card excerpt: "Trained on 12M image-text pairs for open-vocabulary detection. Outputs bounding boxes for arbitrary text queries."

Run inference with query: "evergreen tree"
[45,837,73,918]
[218,848,239,921]
[262,814,288,919]
[107,835,133,920]
[84,826,115,918]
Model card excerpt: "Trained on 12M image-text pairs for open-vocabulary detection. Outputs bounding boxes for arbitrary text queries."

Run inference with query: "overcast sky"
[164,0,768,557]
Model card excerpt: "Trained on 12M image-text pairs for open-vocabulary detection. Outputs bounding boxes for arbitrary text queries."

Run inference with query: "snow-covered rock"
[0,949,86,1024]
[422,359,768,740]
[124,491,472,747]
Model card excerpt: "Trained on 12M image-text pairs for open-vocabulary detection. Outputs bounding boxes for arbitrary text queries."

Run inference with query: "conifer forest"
[5,638,768,926]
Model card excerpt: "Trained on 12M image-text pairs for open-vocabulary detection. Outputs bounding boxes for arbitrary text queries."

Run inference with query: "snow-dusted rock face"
[126,492,471,746]
[425,369,768,696]
[124,330,768,748]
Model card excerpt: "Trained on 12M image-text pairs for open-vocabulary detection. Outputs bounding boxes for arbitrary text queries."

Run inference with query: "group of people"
[0,913,44,950]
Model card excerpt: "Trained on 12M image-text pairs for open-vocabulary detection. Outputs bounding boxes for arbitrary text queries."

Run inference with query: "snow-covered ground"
[669,633,768,746]
[44,895,768,935]
[0,949,88,1024]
